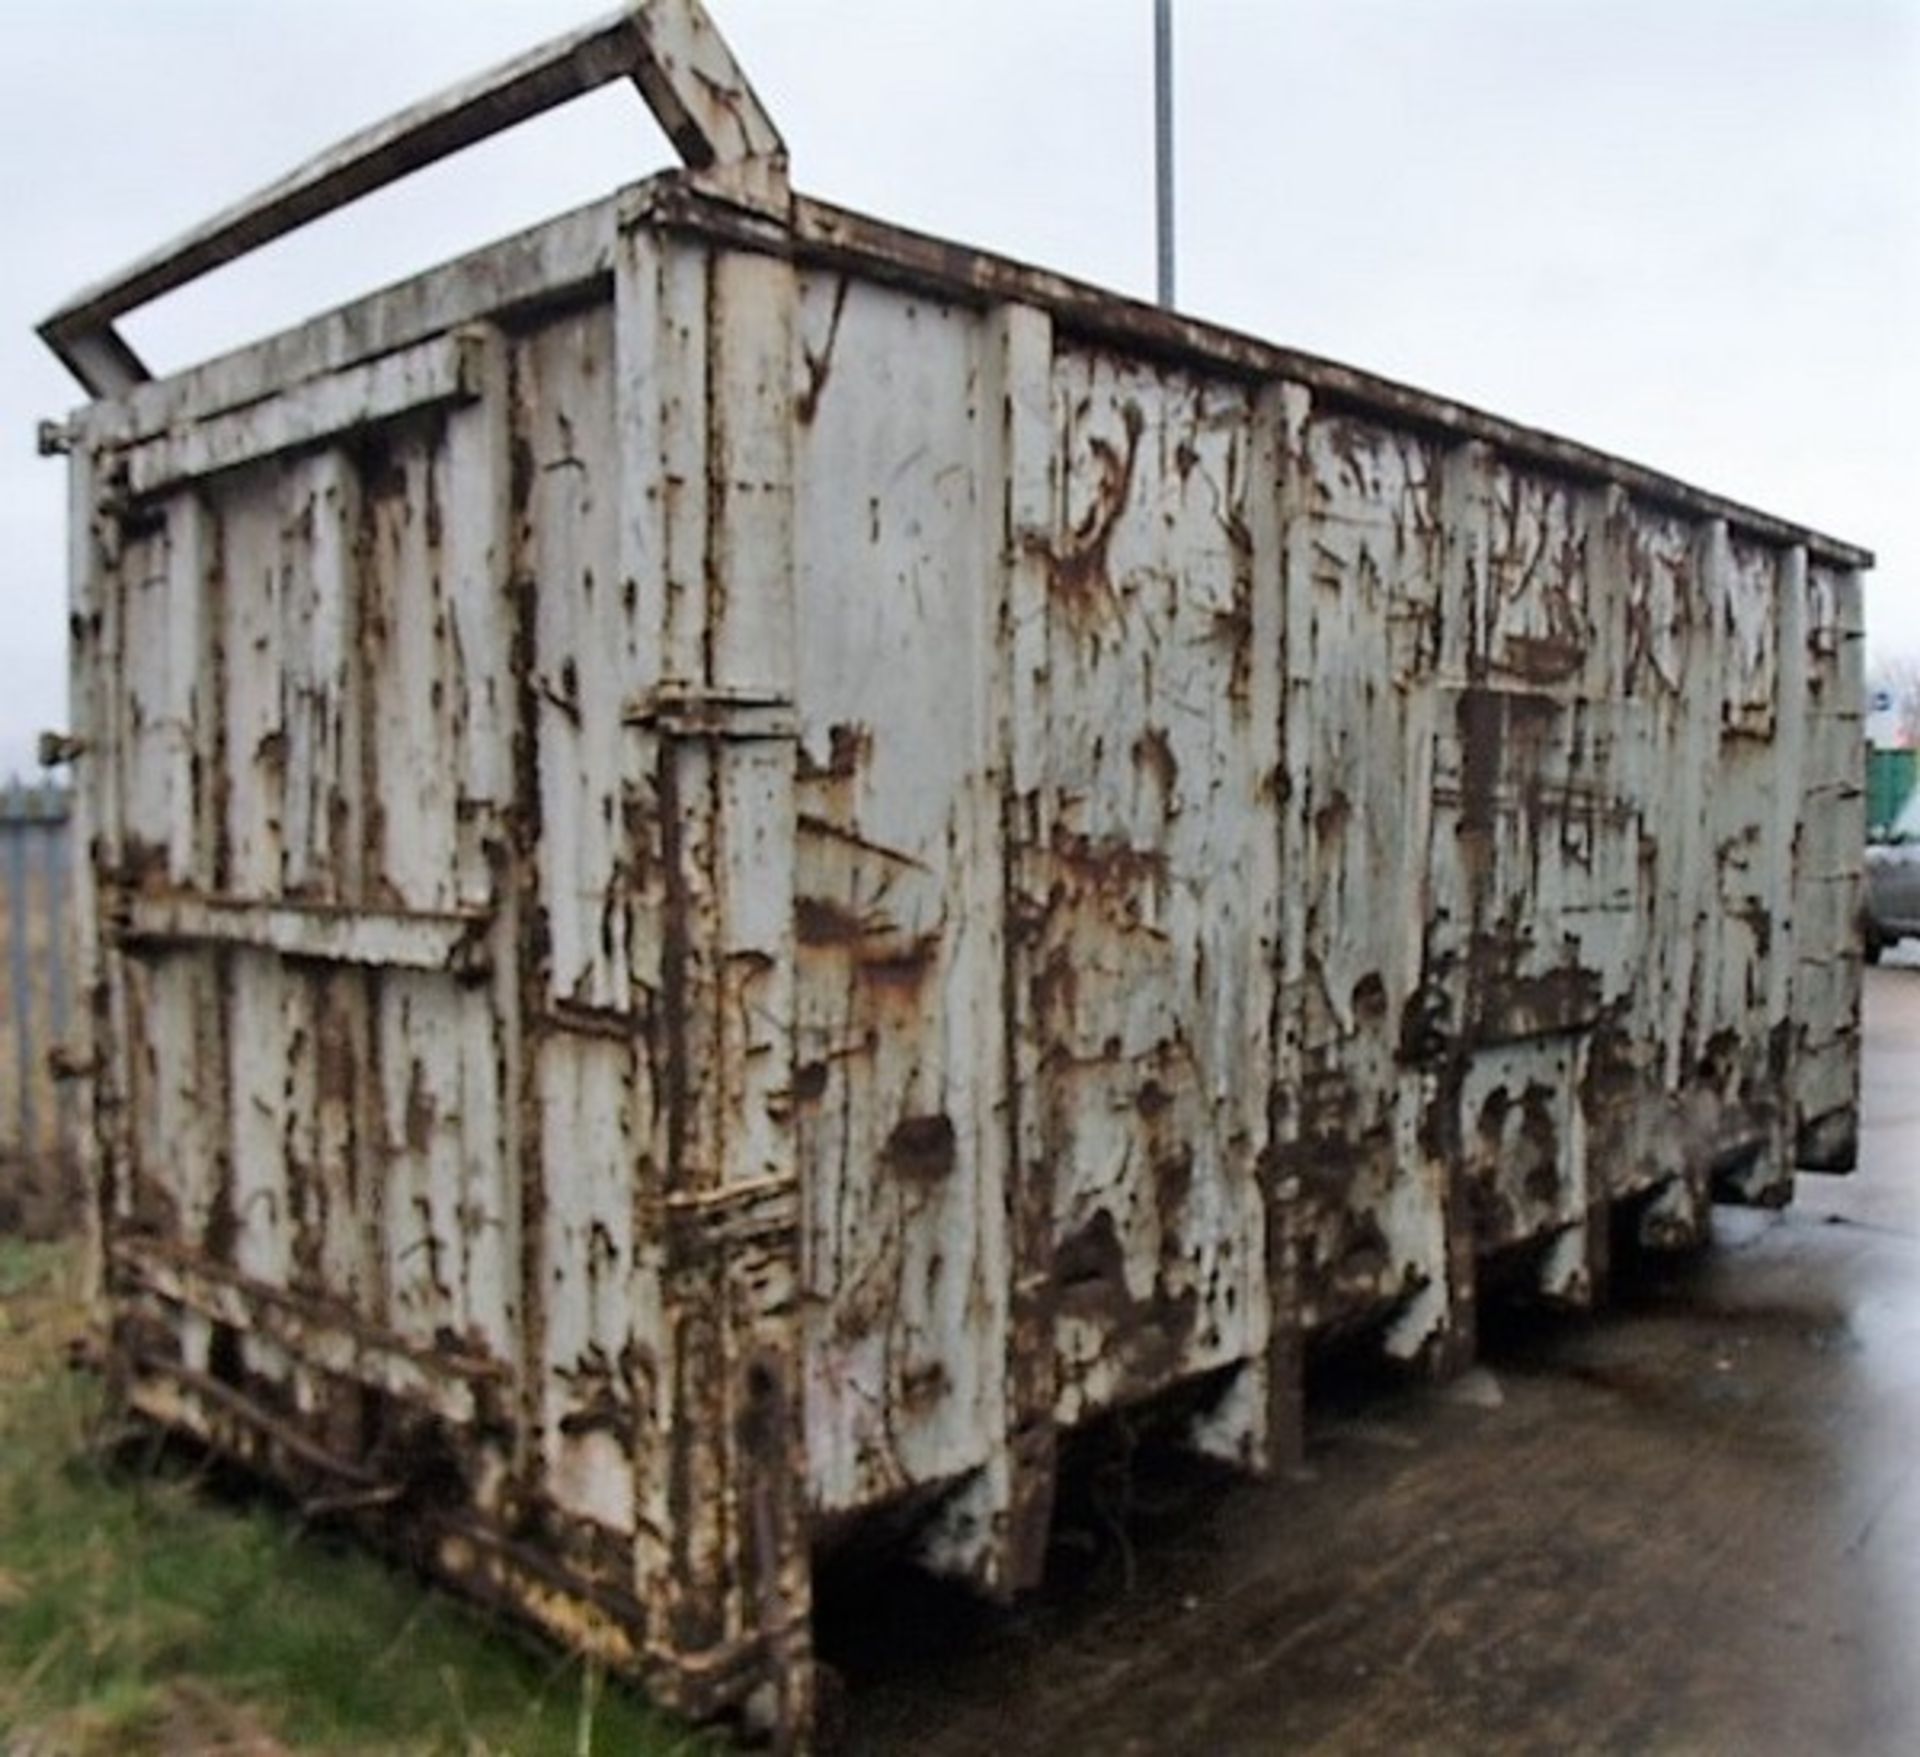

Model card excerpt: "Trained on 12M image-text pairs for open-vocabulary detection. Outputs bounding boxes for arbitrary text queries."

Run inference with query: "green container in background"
[1867,745,1917,839]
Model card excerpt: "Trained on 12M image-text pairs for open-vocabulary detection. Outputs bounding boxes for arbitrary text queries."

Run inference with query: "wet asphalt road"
[831,966,1920,1754]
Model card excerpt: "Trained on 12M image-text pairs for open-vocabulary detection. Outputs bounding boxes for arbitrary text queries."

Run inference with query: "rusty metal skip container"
[38,1,1868,1739]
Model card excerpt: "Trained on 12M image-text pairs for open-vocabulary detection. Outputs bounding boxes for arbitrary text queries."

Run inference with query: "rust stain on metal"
[794,894,870,947]
[796,721,871,783]
[881,1113,956,1184]
[1049,830,1167,905]
[1047,401,1144,618]
[1130,727,1179,807]
[1054,1206,1199,1400]
[796,274,850,425]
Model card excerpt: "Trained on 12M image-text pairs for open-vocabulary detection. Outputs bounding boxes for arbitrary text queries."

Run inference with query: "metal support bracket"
[37,730,88,768]
[113,891,493,976]
[626,683,798,742]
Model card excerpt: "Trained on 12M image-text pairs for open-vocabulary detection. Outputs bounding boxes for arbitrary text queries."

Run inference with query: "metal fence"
[1,777,78,1234]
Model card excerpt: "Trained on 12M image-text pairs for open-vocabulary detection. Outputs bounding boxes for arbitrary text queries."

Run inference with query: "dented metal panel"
[789,273,1004,1523]
[44,0,1870,1743]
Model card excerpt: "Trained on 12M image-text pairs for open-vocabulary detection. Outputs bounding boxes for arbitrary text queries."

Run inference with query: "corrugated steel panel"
[41,1,1868,1741]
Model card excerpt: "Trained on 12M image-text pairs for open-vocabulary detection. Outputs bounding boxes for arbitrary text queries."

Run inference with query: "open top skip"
[40,1,1867,1742]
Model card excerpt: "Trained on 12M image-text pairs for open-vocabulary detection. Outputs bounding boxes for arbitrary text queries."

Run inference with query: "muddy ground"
[827,964,1920,1755]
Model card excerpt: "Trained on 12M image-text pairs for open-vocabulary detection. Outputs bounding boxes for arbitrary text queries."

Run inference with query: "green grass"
[0,1241,700,1755]
[0,1235,56,1299]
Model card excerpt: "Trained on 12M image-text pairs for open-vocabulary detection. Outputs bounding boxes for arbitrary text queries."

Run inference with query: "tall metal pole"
[1154,0,1175,309]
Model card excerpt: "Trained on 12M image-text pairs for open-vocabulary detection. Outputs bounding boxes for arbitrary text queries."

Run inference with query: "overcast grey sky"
[2,0,1913,777]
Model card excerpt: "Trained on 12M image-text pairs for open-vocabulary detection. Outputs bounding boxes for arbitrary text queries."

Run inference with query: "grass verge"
[0,1238,698,1755]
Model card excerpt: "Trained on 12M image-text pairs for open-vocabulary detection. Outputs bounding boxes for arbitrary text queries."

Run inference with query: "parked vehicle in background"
[1866,787,1920,961]
[1866,743,1919,840]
